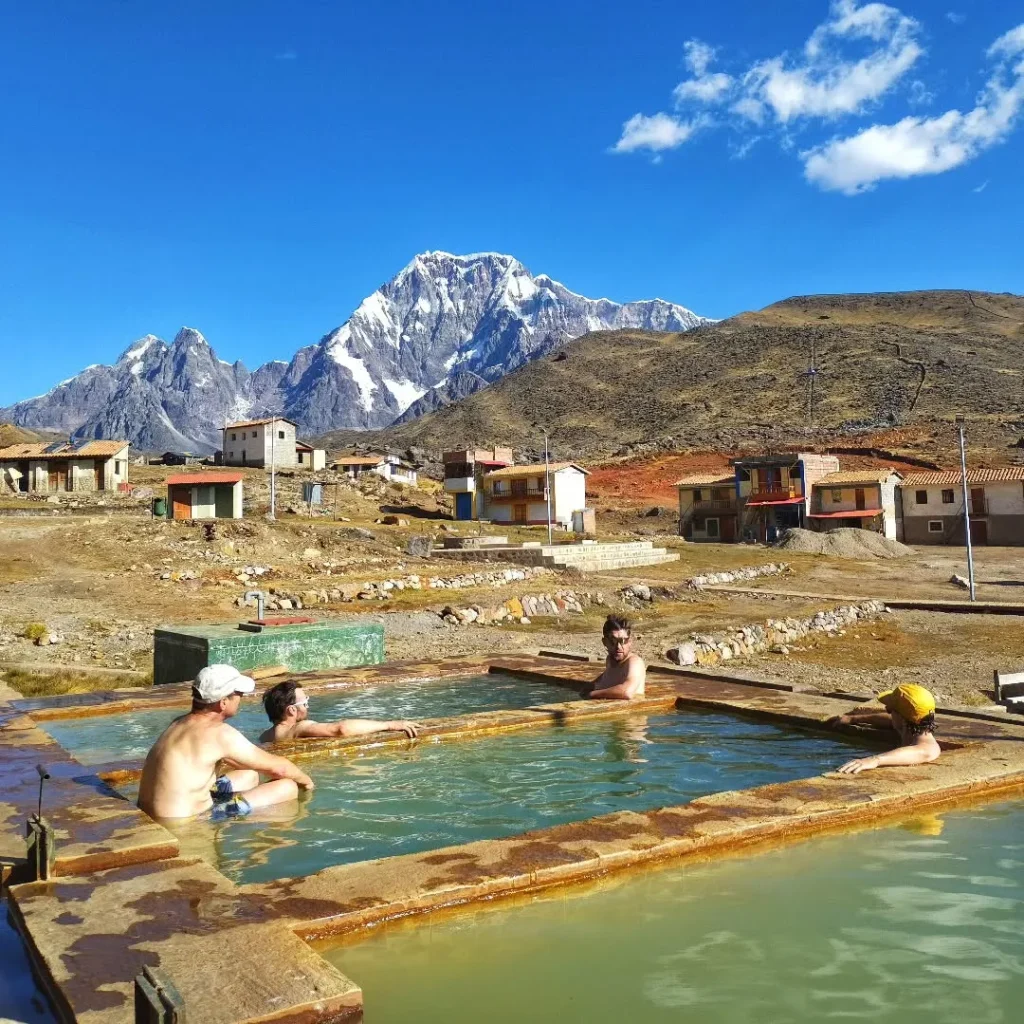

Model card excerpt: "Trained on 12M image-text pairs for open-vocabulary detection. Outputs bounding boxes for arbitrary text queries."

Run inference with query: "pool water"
[326,799,1024,1023]
[169,711,864,884]
[40,672,573,765]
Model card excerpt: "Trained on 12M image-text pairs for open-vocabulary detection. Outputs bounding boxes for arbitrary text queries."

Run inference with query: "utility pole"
[542,427,552,545]
[806,337,818,427]
[269,418,277,521]
[956,415,976,601]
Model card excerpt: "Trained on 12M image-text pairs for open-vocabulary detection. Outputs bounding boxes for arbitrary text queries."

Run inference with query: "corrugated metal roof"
[223,417,297,430]
[814,470,903,486]
[675,472,734,487]
[485,462,588,479]
[901,467,1024,486]
[166,472,244,485]
[333,456,387,466]
[0,440,128,460]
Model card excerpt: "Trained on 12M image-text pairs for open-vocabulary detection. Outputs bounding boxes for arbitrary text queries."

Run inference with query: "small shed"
[296,441,327,471]
[166,472,244,521]
[302,481,324,505]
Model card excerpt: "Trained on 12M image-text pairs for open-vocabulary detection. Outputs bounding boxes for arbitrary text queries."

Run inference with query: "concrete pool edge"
[6,655,1024,1023]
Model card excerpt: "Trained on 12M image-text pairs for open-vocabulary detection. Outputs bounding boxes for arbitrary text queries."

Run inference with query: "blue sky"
[2,1,1022,405]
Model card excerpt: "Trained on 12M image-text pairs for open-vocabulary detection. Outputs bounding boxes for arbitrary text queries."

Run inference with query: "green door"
[214,484,234,518]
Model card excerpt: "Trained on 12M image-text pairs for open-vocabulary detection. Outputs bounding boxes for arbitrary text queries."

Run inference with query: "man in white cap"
[138,664,314,820]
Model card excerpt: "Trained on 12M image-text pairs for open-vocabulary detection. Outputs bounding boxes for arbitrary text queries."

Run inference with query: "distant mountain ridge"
[1,252,709,451]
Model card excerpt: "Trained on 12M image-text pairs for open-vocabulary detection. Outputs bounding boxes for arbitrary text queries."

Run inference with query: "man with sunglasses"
[587,615,646,700]
[138,664,314,821]
[259,680,420,744]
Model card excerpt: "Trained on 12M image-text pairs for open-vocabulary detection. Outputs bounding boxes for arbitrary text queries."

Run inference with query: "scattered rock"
[776,528,911,559]
[949,574,970,589]
[405,536,433,558]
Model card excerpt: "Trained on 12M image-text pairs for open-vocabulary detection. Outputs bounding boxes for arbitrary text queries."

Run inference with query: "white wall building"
[0,440,130,494]
[222,418,298,468]
[808,470,902,540]
[483,463,589,529]
[332,454,418,486]
[296,442,327,472]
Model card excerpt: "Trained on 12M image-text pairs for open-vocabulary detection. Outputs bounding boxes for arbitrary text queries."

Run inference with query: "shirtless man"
[587,615,646,700]
[259,680,420,744]
[137,664,314,821]
[828,683,941,774]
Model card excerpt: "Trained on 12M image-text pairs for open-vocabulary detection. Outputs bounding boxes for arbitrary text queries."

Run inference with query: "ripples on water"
[193,711,862,883]
[328,801,1024,1024]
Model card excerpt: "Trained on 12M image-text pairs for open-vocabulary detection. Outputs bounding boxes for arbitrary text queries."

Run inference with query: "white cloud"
[672,39,735,105]
[907,79,934,106]
[972,179,989,193]
[274,50,297,60]
[612,112,699,154]
[946,12,966,25]
[684,39,716,77]
[803,24,1024,193]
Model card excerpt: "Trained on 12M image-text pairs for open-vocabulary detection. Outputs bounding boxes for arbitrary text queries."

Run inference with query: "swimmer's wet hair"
[263,680,300,724]
[603,614,632,639]
[904,712,935,737]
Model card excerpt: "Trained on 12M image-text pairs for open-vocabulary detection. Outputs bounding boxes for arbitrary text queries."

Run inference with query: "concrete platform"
[440,540,680,572]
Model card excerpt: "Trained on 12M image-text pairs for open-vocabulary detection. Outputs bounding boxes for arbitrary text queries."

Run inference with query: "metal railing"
[692,498,738,512]
[746,488,800,503]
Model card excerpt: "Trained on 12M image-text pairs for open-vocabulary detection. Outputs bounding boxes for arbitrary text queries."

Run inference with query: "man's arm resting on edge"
[222,728,315,789]
[296,719,420,739]
[827,708,893,729]
[836,735,940,774]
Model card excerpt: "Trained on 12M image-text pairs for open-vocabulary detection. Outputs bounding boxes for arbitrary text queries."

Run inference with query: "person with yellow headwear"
[828,683,941,774]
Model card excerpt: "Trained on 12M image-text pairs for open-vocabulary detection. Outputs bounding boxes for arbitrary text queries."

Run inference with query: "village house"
[734,452,840,543]
[808,469,902,540]
[165,472,244,521]
[331,453,418,486]
[898,467,1024,546]
[483,462,588,529]
[676,471,740,542]
[221,418,297,468]
[0,439,130,494]
[443,447,514,520]
[295,441,327,472]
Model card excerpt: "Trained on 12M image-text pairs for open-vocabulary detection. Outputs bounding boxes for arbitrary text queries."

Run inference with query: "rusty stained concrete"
[9,856,361,1024]
[5,653,1024,1022]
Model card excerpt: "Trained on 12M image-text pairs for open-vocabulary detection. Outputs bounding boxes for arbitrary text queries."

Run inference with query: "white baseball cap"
[193,664,256,702]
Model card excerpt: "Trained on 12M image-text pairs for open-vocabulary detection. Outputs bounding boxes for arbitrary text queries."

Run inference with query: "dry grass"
[1,666,153,699]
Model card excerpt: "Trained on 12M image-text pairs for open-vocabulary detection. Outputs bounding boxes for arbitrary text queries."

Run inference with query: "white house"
[332,454,418,486]
[222,418,297,468]
[0,440,130,494]
[899,467,1024,546]
[808,470,903,540]
[295,441,327,472]
[483,462,588,529]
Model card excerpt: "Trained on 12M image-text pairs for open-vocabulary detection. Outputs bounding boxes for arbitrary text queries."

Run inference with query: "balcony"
[693,498,739,512]
[444,476,475,493]
[746,487,801,504]
[489,488,545,502]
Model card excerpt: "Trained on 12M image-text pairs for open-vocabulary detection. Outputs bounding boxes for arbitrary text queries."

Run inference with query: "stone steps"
[440,541,678,572]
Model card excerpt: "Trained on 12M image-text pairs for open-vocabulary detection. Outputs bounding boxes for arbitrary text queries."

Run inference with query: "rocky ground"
[1,463,1022,706]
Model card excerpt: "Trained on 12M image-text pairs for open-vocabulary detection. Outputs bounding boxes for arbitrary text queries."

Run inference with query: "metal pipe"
[957,418,976,602]
[243,589,266,621]
[543,429,552,545]
[269,419,277,520]
[35,763,50,818]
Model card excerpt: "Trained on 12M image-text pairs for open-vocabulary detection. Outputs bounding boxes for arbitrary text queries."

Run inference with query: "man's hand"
[826,714,851,728]
[390,720,420,738]
[295,770,315,791]
[837,755,880,774]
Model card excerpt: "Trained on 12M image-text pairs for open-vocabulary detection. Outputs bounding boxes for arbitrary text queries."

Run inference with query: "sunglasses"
[291,698,310,710]
[606,636,631,646]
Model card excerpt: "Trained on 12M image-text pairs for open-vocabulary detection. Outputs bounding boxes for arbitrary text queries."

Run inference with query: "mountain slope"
[316,290,1024,461]
[1,252,708,449]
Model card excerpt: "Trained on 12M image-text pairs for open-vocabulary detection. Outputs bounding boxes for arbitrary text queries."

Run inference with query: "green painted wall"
[153,621,385,685]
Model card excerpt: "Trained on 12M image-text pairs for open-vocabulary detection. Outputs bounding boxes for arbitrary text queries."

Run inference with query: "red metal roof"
[166,472,244,485]
[808,509,883,519]
[901,467,1024,486]
[744,496,805,506]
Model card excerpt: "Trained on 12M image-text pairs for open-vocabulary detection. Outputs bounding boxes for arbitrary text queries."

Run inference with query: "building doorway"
[49,461,70,492]
[513,504,528,525]
[970,519,988,545]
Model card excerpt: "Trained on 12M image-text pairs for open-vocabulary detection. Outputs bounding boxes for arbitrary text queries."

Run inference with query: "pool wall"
[4,654,1024,1024]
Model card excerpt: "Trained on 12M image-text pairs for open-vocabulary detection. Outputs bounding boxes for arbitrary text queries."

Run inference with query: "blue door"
[455,492,473,520]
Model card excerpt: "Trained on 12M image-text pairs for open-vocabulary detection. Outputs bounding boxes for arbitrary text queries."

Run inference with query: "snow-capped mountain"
[1,252,709,450]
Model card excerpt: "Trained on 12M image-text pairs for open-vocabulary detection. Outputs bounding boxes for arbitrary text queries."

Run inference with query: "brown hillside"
[317,290,1024,463]
[0,423,45,447]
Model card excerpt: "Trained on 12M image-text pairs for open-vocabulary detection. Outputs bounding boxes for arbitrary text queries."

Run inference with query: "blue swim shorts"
[210,776,252,820]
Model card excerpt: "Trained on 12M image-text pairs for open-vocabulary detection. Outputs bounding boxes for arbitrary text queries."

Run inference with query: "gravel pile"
[776,527,911,559]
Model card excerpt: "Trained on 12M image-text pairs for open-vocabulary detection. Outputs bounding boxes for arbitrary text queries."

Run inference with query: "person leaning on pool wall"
[586,614,646,700]
[827,683,940,774]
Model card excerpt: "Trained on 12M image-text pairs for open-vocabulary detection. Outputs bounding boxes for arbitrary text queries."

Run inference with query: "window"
[231,433,236,441]
[252,431,258,438]
[706,518,720,538]
[941,489,955,504]
[692,489,703,502]
[928,520,943,533]
[831,489,842,503]
[229,452,234,459]
[915,490,927,504]
[278,430,285,439]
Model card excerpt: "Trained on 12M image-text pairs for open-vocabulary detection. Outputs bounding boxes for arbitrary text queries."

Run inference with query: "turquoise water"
[0,901,54,1023]
[40,672,573,765]
[170,711,864,884]
[327,799,1024,1023]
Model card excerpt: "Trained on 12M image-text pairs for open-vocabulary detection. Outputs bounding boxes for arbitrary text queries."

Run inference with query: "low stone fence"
[684,562,790,591]
[666,600,888,667]
[440,589,606,626]
[236,567,552,611]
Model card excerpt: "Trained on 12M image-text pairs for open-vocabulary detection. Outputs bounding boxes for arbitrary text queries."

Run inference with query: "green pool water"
[326,799,1024,1023]
[40,672,573,765]
[167,711,864,884]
